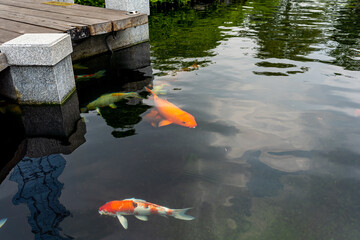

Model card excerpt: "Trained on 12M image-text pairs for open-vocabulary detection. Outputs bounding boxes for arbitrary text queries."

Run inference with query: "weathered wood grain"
[0,18,60,34]
[0,10,90,40]
[0,0,148,33]
[0,29,21,44]
[112,14,148,31]
[64,4,149,32]
[0,4,112,35]
[0,0,117,20]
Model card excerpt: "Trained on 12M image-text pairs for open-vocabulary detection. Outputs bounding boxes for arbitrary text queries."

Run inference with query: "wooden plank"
[55,4,149,31]
[0,53,9,72]
[0,18,60,34]
[112,14,148,31]
[0,4,112,35]
[0,0,148,32]
[67,3,138,15]
[0,10,90,40]
[54,3,149,31]
[0,28,22,44]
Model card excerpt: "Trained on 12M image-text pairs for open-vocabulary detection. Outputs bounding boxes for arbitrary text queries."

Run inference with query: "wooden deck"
[0,0,148,70]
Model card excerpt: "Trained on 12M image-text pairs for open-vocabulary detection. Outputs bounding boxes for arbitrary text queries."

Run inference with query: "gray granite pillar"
[105,0,150,15]
[0,34,76,104]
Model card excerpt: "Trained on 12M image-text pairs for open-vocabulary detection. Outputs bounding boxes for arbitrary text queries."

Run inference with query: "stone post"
[0,33,76,104]
[105,0,150,15]
[57,0,74,3]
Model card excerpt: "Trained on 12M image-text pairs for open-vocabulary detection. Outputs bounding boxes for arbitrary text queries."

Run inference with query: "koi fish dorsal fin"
[123,198,147,202]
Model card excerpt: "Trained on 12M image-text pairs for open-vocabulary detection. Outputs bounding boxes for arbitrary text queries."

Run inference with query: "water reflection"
[10,155,71,240]
[150,0,360,72]
[0,99,25,184]
[0,91,85,239]
[75,42,153,138]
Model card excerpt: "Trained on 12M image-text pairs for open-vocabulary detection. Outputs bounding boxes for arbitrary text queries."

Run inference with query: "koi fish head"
[98,202,114,216]
[177,113,197,128]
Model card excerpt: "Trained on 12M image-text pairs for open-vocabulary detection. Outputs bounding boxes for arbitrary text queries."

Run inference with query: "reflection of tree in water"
[99,101,151,138]
[149,1,247,72]
[9,154,71,240]
[251,0,360,70]
[250,0,323,60]
[328,0,360,70]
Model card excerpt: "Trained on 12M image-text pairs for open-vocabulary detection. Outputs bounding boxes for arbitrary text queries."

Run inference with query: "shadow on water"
[0,91,86,239]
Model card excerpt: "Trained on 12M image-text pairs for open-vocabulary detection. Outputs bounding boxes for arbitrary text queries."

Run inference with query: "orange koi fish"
[144,87,197,128]
[98,198,194,229]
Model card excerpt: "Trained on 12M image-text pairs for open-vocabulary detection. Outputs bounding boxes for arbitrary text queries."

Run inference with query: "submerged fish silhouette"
[144,87,197,128]
[75,70,106,81]
[99,198,194,229]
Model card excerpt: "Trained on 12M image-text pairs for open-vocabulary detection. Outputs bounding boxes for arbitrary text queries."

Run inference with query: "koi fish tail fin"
[94,70,106,78]
[172,208,195,221]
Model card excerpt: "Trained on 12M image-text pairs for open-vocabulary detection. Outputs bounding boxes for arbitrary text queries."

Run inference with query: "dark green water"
[1,0,360,239]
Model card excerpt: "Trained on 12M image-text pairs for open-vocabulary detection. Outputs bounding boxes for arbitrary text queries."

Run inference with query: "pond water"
[1,0,360,239]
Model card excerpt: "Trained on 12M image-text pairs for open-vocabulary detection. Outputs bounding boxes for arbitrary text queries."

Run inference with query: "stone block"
[110,38,151,70]
[0,33,72,66]
[105,0,150,15]
[10,55,75,104]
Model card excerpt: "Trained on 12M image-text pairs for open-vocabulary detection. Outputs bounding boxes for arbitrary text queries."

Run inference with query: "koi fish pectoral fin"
[0,218,7,228]
[159,119,173,127]
[135,215,148,221]
[109,103,117,109]
[116,213,128,229]
[144,109,169,127]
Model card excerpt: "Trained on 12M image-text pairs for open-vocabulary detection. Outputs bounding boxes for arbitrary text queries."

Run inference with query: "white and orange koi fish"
[98,198,194,229]
[144,87,197,128]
